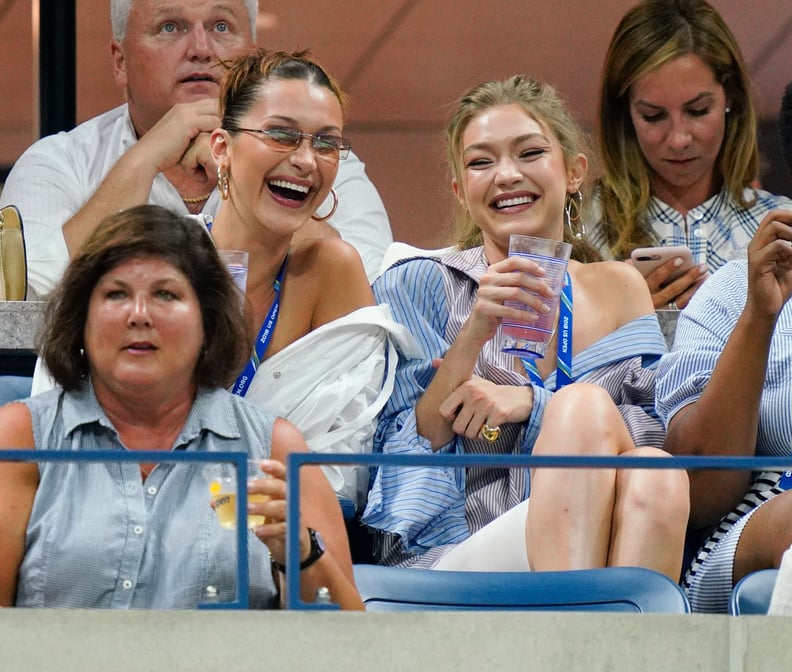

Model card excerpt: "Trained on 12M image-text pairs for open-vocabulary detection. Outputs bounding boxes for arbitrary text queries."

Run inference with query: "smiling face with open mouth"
[112,0,253,135]
[454,103,581,259]
[220,78,345,238]
[85,255,205,401]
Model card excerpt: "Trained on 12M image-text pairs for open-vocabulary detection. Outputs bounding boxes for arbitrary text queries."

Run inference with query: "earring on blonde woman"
[216,166,230,201]
[311,188,338,222]
[564,191,585,239]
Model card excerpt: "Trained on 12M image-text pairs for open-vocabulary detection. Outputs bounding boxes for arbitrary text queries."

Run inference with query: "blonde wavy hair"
[446,75,600,262]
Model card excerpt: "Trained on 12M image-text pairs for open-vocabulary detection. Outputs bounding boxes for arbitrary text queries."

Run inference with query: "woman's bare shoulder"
[284,238,374,327]
[290,237,366,274]
[572,259,654,323]
[0,402,34,449]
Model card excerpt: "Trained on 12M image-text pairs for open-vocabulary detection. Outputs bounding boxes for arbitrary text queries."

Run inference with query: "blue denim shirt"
[17,382,277,608]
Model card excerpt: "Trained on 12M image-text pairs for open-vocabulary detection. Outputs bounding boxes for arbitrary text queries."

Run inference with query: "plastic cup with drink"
[207,459,270,530]
[217,249,249,297]
[500,234,572,358]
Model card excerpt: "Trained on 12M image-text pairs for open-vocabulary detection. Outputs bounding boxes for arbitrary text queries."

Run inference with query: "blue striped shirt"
[589,187,792,270]
[362,248,668,559]
[656,259,792,456]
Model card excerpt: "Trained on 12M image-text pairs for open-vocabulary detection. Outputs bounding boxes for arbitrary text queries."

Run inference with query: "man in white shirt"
[0,0,392,298]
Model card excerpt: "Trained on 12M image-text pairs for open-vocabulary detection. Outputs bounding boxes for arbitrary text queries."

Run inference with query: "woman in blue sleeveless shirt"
[361,76,689,581]
[0,205,362,609]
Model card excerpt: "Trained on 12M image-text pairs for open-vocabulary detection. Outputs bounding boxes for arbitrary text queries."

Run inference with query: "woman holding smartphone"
[589,0,792,310]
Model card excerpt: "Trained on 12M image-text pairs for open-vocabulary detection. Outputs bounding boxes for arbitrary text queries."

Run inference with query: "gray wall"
[0,610,788,672]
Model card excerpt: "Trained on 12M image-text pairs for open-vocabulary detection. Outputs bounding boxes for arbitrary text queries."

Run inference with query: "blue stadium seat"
[353,564,691,613]
[0,375,33,405]
[728,569,779,615]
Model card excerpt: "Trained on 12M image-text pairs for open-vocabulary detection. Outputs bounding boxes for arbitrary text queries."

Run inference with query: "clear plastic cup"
[500,234,572,358]
[207,459,269,530]
[217,249,249,295]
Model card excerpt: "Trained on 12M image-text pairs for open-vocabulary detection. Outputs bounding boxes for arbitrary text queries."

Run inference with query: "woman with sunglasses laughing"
[208,50,416,518]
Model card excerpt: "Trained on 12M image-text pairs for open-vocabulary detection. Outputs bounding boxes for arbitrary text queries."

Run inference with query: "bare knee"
[539,383,632,456]
[616,451,690,530]
[543,384,613,422]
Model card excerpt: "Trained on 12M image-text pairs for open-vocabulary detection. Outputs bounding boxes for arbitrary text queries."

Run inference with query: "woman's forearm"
[415,323,484,449]
[665,308,775,525]
[276,554,364,610]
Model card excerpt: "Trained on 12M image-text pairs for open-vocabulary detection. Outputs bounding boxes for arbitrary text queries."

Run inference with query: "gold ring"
[480,423,501,443]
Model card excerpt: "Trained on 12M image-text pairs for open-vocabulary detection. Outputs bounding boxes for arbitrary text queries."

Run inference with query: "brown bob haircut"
[38,205,251,391]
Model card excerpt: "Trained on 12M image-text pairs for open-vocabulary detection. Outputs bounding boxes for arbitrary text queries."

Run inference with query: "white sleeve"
[326,150,393,282]
[0,137,82,297]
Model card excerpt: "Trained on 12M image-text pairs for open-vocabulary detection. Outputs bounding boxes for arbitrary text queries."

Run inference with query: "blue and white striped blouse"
[362,247,668,561]
[656,259,792,456]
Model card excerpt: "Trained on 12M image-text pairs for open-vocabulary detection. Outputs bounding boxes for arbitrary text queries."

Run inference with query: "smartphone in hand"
[630,246,695,283]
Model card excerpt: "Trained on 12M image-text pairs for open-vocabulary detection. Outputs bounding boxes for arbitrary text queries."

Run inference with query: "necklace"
[181,191,213,204]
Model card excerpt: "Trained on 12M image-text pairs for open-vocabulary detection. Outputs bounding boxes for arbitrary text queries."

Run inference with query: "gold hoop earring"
[216,166,230,201]
[311,188,338,222]
[564,190,585,240]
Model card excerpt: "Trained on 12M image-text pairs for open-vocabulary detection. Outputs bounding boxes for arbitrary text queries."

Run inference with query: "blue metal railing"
[284,452,792,610]
[1,449,251,609]
[5,449,792,610]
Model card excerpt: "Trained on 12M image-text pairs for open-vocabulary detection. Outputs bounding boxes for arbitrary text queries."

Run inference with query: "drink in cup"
[501,234,572,358]
[207,459,269,530]
[217,249,249,296]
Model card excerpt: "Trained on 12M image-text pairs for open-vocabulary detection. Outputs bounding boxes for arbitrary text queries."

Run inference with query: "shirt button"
[122,580,133,590]
[147,486,157,495]
[133,525,144,535]
[273,371,281,379]
[694,229,705,238]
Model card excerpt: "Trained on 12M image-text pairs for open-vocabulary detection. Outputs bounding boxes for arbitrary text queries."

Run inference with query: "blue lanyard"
[520,272,573,390]
[231,257,288,397]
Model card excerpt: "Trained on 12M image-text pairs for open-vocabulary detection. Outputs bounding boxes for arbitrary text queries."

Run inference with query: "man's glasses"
[230,126,351,160]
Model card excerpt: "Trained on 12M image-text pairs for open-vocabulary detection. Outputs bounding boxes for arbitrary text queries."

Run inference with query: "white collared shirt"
[1,104,392,296]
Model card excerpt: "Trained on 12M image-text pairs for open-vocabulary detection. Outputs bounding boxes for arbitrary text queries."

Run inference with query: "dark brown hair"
[781,81,792,175]
[39,205,251,391]
[220,48,348,131]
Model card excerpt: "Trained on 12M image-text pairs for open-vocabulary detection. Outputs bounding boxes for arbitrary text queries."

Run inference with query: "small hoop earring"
[311,188,338,222]
[216,166,230,200]
[564,190,585,240]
